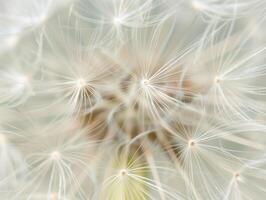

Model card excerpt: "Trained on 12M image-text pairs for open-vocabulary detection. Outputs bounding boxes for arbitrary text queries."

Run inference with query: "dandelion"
[1,0,266,199]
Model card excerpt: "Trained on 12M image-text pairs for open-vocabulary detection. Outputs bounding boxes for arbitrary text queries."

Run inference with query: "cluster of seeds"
[0,0,266,199]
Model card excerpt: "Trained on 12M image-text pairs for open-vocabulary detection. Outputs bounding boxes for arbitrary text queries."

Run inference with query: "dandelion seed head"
[1,0,266,199]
